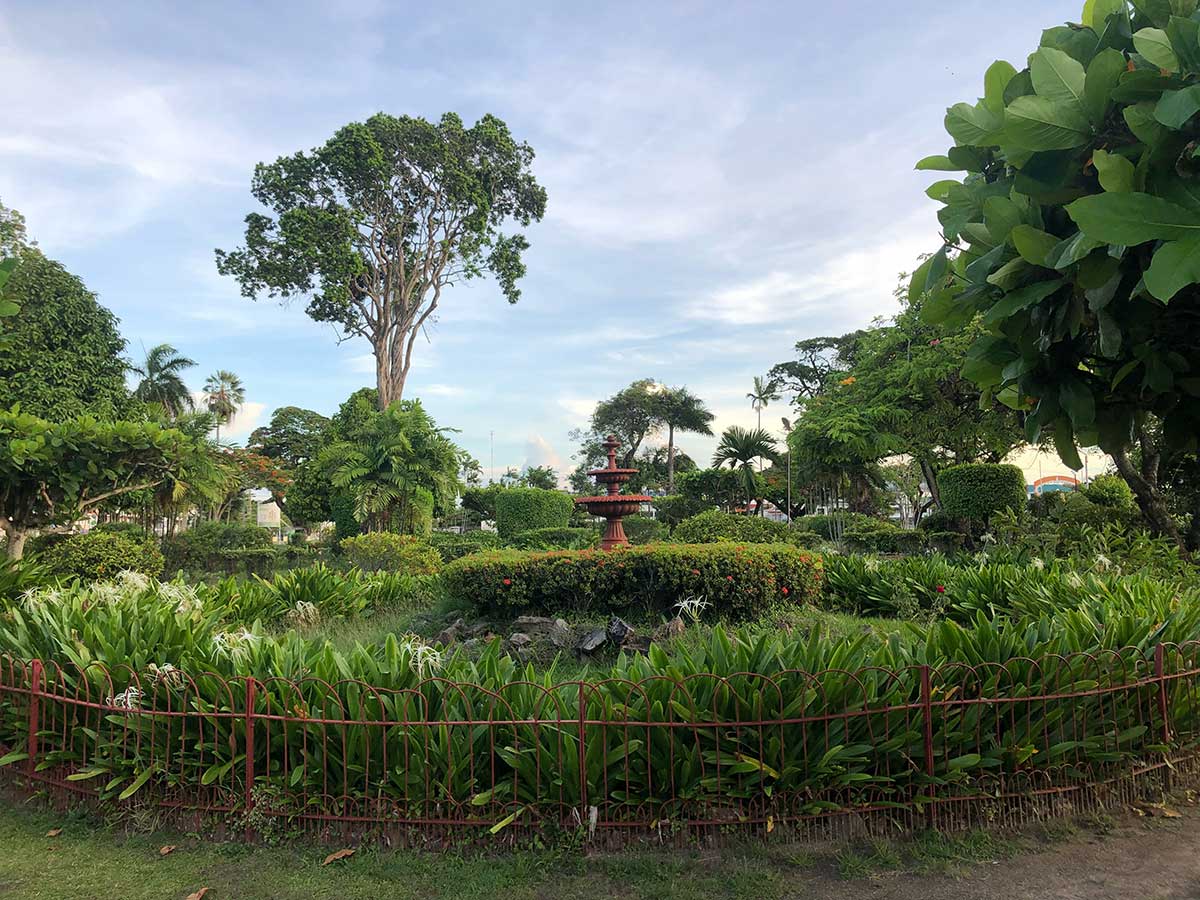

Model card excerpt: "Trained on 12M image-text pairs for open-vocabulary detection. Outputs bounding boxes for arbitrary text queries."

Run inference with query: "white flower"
[286,601,321,628]
[1030,557,1045,571]
[674,596,710,622]
[160,583,203,618]
[116,570,151,593]
[1095,553,1111,572]
[400,636,442,677]
[105,686,142,711]
[147,663,183,689]
[89,581,124,606]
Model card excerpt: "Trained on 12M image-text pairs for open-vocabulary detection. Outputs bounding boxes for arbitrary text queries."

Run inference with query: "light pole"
[489,430,495,485]
[781,417,793,523]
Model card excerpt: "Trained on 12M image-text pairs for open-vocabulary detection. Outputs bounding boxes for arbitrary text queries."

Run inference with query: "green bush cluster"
[161,522,275,576]
[675,509,793,544]
[793,512,881,539]
[842,521,926,554]
[338,532,442,574]
[37,530,164,580]
[939,464,1026,526]
[442,542,824,619]
[506,527,597,551]
[494,488,575,539]
[620,515,669,544]
[428,530,502,562]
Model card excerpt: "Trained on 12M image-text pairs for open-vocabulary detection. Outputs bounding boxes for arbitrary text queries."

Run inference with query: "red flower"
[503,578,512,586]
[935,585,945,593]
[691,569,700,575]
[726,575,734,582]
[781,587,789,596]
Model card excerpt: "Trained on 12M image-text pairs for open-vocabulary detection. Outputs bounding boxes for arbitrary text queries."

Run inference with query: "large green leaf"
[1011,225,1062,265]
[1166,15,1200,72]
[1004,96,1092,150]
[1030,47,1087,109]
[1133,27,1180,72]
[1066,192,1200,244]
[1154,84,1200,127]
[945,102,1004,146]
[1144,236,1200,300]
[1084,49,1126,125]
[1084,0,1128,28]
[984,60,1018,114]
[1124,101,1169,145]
[1092,149,1136,192]
[915,155,962,171]
[982,278,1066,324]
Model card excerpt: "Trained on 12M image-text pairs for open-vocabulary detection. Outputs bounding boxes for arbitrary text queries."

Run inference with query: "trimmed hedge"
[38,531,164,580]
[842,523,926,554]
[939,463,1026,525]
[507,527,597,551]
[162,522,273,574]
[339,532,442,574]
[442,543,824,619]
[675,509,825,550]
[621,514,669,545]
[495,488,575,539]
[428,530,502,562]
[793,512,881,539]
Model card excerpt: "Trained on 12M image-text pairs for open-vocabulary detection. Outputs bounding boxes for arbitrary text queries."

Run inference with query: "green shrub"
[38,530,163,580]
[926,531,967,555]
[842,522,926,554]
[339,532,442,574]
[939,464,1026,526]
[428,530,502,562]
[651,495,710,530]
[789,530,825,550]
[1082,474,1135,509]
[675,509,819,549]
[442,542,824,619]
[0,557,52,601]
[494,487,574,539]
[1055,492,1139,532]
[917,509,965,534]
[621,515,669,545]
[793,512,881,539]
[507,527,597,551]
[92,521,151,542]
[162,522,274,575]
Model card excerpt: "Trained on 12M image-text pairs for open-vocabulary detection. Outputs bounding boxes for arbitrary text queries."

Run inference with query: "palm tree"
[323,400,461,534]
[654,386,714,494]
[713,426,778,516]
[203,370,245,444]
[747,375,779,431]
[131,343,196,419]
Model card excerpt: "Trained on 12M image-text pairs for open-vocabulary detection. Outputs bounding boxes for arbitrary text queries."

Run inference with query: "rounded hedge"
[428,530,502,562]
[494,488,574,539]
[442,543,824,620]
[339,532,441,574]
[938,464,1026,525]
[38,531,164,580]
[162,522,274,574]
[792,512,881,539]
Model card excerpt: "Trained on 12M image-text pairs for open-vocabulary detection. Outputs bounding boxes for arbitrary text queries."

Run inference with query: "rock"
[606,616,633,645]
[461,638,481,652]
[508,632,533,650]
[465,622,493,639]
[623,632,652,654]
[513,615,559,634]
[549,618,574,650]
[576,628,607,655]
[435,618,465,645]
[654,616,686,642]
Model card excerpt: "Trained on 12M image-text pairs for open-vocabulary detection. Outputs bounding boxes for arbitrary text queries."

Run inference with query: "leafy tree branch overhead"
[215,112,548,409]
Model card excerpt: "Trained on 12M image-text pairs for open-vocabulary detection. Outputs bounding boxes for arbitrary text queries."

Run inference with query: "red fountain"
[576,434,653,551]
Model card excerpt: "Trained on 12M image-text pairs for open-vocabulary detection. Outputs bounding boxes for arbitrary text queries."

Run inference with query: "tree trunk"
[919,458,941,511]
[1110,443,1185,552]
[667,424,676,494]
[1,520,28,561]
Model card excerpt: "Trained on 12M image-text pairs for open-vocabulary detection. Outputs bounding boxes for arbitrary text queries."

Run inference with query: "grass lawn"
[0,802,1025,900]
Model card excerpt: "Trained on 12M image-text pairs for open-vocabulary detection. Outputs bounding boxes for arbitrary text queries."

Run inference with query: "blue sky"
[0,0,1081,482]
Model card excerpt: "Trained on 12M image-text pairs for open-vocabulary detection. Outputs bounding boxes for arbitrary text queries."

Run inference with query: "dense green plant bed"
[0,572,1198,838]
[674,509,822,549]
[35,530,164,580]
[339,532,442,574]
[442,543,824,618]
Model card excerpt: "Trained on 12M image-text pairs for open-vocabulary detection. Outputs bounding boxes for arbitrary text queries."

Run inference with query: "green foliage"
[216,112,547,405]
[842,522,927,554]
[939,463,1026,524]
[1056,490,1141,530]
[505,526,597,551]
[793,512,883,539]
[0,251,130,420]
[650,494,709,529]
[37,531,163,580]
[130,344,195,420]
[161,522,273,575]
[918,6,1200,460]
[675,509,802,546]
[712,426,778,511]
[0,558,51,602]
[0,410,212,558]
[460,484,507,522]
[427,530,502,562]
[494,487,574,539]
[92,521,150,542]
[443,543,824,619]
[248,406,331,467]
[1082,473,1136,508]
[619,514,669,545]
[339,532,441,574]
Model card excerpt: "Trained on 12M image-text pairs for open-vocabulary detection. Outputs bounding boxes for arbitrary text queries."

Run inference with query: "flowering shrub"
[339,532,441,574]
[442,542,824,619]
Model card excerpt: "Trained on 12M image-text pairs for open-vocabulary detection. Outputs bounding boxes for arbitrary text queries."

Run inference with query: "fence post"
[1154,644,1173,793]
[577,681,588,843]
[26,659,42,789]
[919,664,936,830]
[244,677,257,841]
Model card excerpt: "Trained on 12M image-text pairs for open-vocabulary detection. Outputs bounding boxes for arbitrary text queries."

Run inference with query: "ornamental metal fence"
[1,645,1198,848]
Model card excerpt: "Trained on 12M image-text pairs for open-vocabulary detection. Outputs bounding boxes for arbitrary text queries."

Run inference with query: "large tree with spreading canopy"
[216,112,547,408]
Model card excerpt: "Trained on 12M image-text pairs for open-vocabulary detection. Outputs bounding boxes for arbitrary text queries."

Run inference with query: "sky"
[0,0,1085,484]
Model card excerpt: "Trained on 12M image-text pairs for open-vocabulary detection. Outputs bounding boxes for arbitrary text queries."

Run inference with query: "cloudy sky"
[0,0,1081,481]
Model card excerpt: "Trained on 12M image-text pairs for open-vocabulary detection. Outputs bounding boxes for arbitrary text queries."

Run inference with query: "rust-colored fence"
[1,645,1199,847]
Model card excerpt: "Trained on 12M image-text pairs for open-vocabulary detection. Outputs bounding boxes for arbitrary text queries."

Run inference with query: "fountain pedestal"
[575,435,653,551]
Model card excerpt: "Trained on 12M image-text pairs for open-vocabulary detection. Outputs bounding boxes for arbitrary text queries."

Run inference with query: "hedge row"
[674,509,822,548]
[339,532,442,574]
[494,488,574,539]
[442,542,824,619]
[939,463,1026,525]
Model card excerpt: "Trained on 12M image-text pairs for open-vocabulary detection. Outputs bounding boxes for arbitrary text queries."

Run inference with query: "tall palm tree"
[654,386,714,494]
[713,426,778,516]
[131,343,196,419]
[203,370,245,444]
[747,375,779,431]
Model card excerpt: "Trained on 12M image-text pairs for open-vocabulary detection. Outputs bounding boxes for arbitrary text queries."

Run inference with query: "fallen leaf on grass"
[45,828,62,837]
[322,848,355,866]
[184,889,209,900]
[1133,801,1183,818]
[160,845,177,856]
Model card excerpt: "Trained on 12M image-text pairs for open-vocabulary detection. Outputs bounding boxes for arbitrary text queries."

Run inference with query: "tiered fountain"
[575,434,652,550]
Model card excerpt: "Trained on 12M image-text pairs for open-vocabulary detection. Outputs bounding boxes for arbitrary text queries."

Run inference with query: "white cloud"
[422,383,466,397]
[222,401,266,442]
[523,434,564,478]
